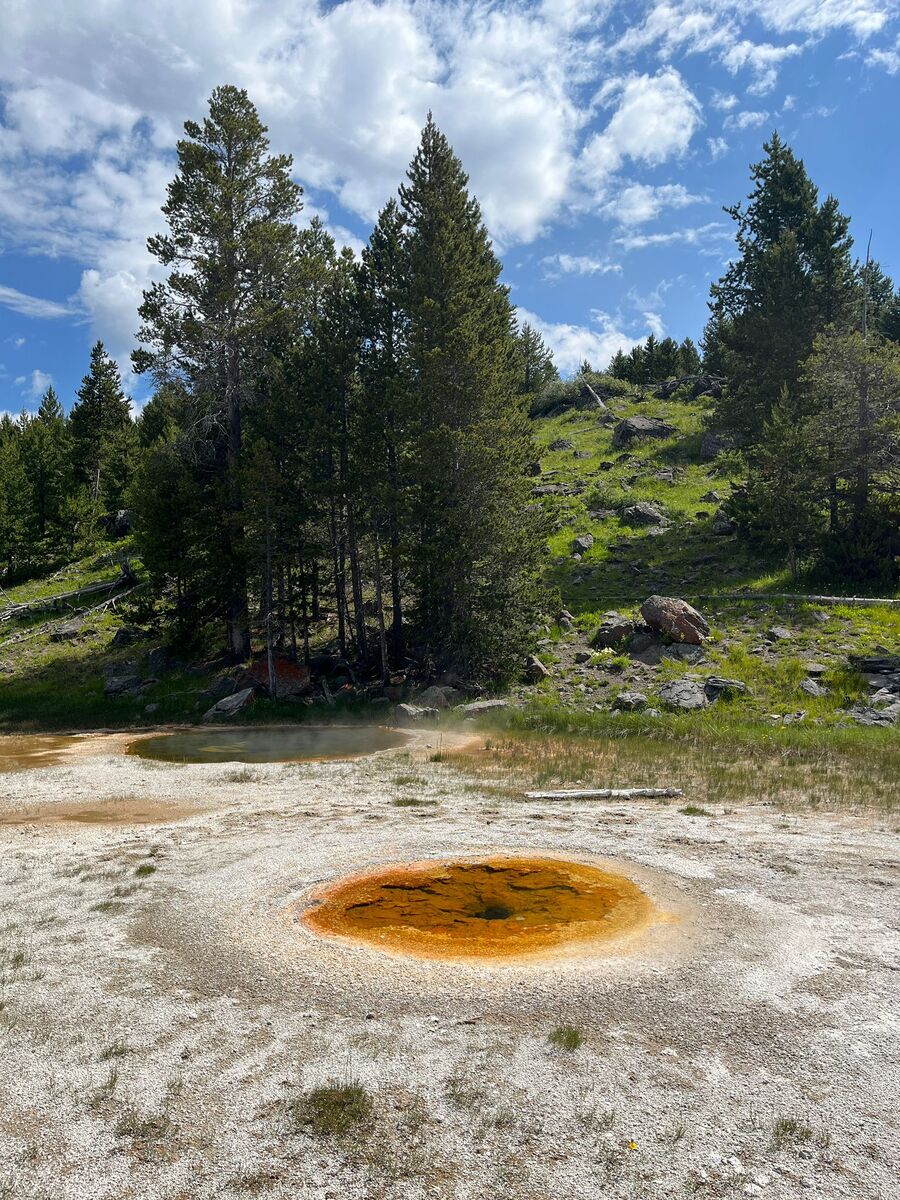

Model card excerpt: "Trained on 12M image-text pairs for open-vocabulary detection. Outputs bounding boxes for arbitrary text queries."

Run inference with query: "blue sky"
[1,0,899,412]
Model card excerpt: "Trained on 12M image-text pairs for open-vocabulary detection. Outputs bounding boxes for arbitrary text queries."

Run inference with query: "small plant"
[99,1038,129,1061]
[391,796,436,807]
[134,863,157,878]
[391,774,425,787]
[679,804,712,817]
[548,1024,582,1051]
[226,767,258,783]
[771,1114,814,1150]
[291,1080,374,1138]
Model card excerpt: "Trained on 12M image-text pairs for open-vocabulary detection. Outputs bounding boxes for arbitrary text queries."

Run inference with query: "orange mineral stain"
[301,855,656,962]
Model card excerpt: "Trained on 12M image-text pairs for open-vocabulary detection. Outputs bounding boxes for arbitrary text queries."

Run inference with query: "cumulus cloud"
[724,110,770,131]
[601,181,702,225]
[516,305,644,375]
[615,221,732,252]
[722,39,802,94]
[542,254,622,277]
[16,368,53,400]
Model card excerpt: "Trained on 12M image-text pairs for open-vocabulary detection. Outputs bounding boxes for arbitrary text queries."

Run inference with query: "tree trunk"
[348,511,367,662]
[373,525,389,683]
[225,339,251,661]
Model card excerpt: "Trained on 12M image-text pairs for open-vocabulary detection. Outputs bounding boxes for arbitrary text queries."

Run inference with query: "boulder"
[612,416,676,449]
[805,662,828,677]
[850,703,900,727]
[765,626,793,643]
[591,614,634,649]
[202,686,255,722]
[711,510,735,535]
[527,460,542,476]
[659,679,709,711]
[50,620,83,643]
[416,684,463,710]
[573,450,592,460]
[574,650,592,664]
[571,533,594,555]
[800,678,826,698]
[700,490,722,503]
[112,625,142,647]
[704,676,747,700]
[549,438,574,451]
[525,654,551,683]
[640,596,710,645]
[459,699,510,717]
[622,501,667,527]
[394,702,439,725]
[104,674,144,698]
[613,691,647,712]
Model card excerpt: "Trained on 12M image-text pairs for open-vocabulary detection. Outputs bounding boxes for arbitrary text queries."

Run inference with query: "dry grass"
[442,731,900,813]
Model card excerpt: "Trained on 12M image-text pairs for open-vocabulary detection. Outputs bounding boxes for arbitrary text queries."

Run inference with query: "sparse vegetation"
[289,1079,374,1138]
[548,1024,583,1051]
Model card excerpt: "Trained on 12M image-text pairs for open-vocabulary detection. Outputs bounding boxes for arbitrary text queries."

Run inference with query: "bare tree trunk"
[330,501,346,657]
[373,526,389,683]
[387,444,403,663]
[347,511,367,662]
[225,340,251,661]
[265,523,277,700]
[287,565,297,659]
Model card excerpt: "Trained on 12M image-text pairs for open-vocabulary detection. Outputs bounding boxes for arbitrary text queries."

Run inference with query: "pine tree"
[21,387,71,547]
[608,348,630,380]
[515,323,557,396]
[655,337,680,380]
[398,116,542,679]
[358,199,411,664]
[0,421,30,578]
[709,134,855,439]
[677,338,702,375]
[69,342,134,513]
[134,85,303,660]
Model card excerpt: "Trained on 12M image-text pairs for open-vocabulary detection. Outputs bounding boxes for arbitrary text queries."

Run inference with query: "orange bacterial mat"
[302,855,656,962]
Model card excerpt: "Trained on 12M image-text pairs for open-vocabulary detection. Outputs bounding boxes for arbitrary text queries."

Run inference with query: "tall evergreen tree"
[398,116,542,679]
[515,323,557,396]
[69,342,134,512]
[133,85,303,659]
[709,133,855,439]
[21,387,70,545]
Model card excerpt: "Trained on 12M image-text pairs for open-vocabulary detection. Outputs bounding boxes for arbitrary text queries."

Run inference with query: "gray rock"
[104,674,144,698]
[50,620,83,643]
[591,614,634,649]
[622,501,667,527]
[144,703,159,715]
[766,626,793,642]
[805,662,828,677]
[700,490,722,503]
[112,625,142,647]
[849,703,900,726]
[202,686,255,721]
[525,654,551,683]
[527,460,542,476]
[394,702,439,725]
[612,416,676,448]
[700,430,738,460]
[711,509,735,535]
[574,651,592,664]
[705,676,747,699]
[549,437,574,451]
[613,691,648,712]
[665,644,705,664]
[641,596,710,645]
[659,678,708,710]
[800,678,826,698]
[573,450,592,460]
[459,699,510,717]
[871,687,900,708]
[147,646,173,675]
[571,533,594,555]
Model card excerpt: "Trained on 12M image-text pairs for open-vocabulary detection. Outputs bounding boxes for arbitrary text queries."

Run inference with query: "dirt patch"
[301,854,658,961]
[0,795,202,827]
[0,733,80,772]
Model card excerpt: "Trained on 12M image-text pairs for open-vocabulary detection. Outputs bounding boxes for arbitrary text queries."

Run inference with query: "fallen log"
[0,562,137,622]
[524,787,683,800]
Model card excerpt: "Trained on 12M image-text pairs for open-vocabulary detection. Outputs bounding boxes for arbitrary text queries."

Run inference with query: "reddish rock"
[640,596,710,645]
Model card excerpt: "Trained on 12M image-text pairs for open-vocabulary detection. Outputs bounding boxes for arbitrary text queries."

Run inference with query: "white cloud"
[708,136,729,160]
[516,305,645,375]
[15,368,53,400]
[724,110,770,131]
[615,221,732,251]
[0,284,71,319]
[868,39,900,71]
[755,0,890,37]
[601,181,702,225]
[712,91,740,111]
[580,68,702,192]
[722,39,802,94]
[542,254,621,277]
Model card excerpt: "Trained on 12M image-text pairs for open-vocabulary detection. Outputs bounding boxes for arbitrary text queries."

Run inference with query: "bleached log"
[524,787,683,800]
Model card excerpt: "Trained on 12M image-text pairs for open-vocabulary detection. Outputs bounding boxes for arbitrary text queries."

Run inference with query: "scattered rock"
[700,490,722,503]
[574,651,592,664]
[705,676,748,700]
[111,625,143,647]
[613,691,647,711]
[549,437,574,451]
[591,613,634,649]
[641,596,710,645]
[800,678,826,698]
[578,382,608,412]
[525,654,551,683]
[711,509,735,535]
[766,626,793,642]
[612,416,676,448]
[622,501,667,527]
[147,646,174,674]
[659,679,708,710]
[571,533,594,555]
[664,644,705,664]
[394,702,439,725]
[805,662,828,676]
[527,460,542,476]
[573,449,592,460]
[459,699,510,717]
[50,620,83,643]
[202,686,255,721]
[700,430,739,460]
[104,674,144,698]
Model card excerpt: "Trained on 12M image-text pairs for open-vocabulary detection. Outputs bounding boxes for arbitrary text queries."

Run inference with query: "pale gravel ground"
[0,728,898,1200]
